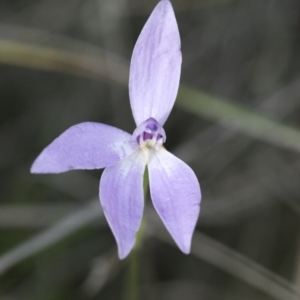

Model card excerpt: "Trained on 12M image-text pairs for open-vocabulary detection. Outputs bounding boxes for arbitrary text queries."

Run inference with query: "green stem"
[124,168,149,300]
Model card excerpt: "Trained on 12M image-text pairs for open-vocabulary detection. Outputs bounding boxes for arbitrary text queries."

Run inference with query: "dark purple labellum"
[133,117,166,146]
[143,132,153,141]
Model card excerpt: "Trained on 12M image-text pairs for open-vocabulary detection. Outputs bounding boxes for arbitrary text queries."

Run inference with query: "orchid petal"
[31,122,137,174]
[100,150,145,259]
[129,0,182,126]
[148,149,201,253]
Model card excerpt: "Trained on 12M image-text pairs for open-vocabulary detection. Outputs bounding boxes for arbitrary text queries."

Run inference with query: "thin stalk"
[124,168,149,300]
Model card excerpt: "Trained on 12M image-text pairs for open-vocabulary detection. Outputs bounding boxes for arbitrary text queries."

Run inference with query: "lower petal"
[148,149,201,254]
[100,150,145,259]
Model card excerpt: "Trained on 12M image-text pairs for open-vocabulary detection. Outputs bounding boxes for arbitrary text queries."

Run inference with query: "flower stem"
[124,168,149,300]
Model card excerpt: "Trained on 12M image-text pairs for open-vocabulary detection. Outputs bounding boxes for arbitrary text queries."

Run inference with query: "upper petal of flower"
[129,0,182,126]
[31,122,137,173]
[100,150,145,259]
[148,149,201,253]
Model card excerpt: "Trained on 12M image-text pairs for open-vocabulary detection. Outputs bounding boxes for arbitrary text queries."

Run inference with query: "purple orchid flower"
[31,0,201,259]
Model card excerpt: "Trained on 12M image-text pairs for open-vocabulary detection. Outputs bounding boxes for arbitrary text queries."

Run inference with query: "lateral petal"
[100,150,145,259]
[148,149,201,253]
[129,0,182,126]
[31,122,137,173]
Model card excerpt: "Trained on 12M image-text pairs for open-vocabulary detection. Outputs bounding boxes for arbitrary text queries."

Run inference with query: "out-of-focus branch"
[0,39,128,85]
[128,0,236,15]
[177,85,300,154]
[81,249,121,296]
[199,161,300,225]
[0,199,102,274]
[0,204,79,228]
[150,218,300,300]
[295,236,300,295]
[1,35,300,154]
[174,75,300,166]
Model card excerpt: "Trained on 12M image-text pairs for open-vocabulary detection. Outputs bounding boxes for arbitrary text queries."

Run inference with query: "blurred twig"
[151,221,300,300]
[0,204,79,228]
[0,161,297,229]
[3,199,298,299]
[81,249,121,296]
[177,86,300,154]
[128,0,237,15]
[97,0,133,129]
[295,236,300,295]
[0,39,128,85]
[174,74,300,164]
[0,199,101,274]
[1,36,300,155]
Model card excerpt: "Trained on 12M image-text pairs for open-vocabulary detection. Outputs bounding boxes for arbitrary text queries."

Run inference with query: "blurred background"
[0,0,300,299]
